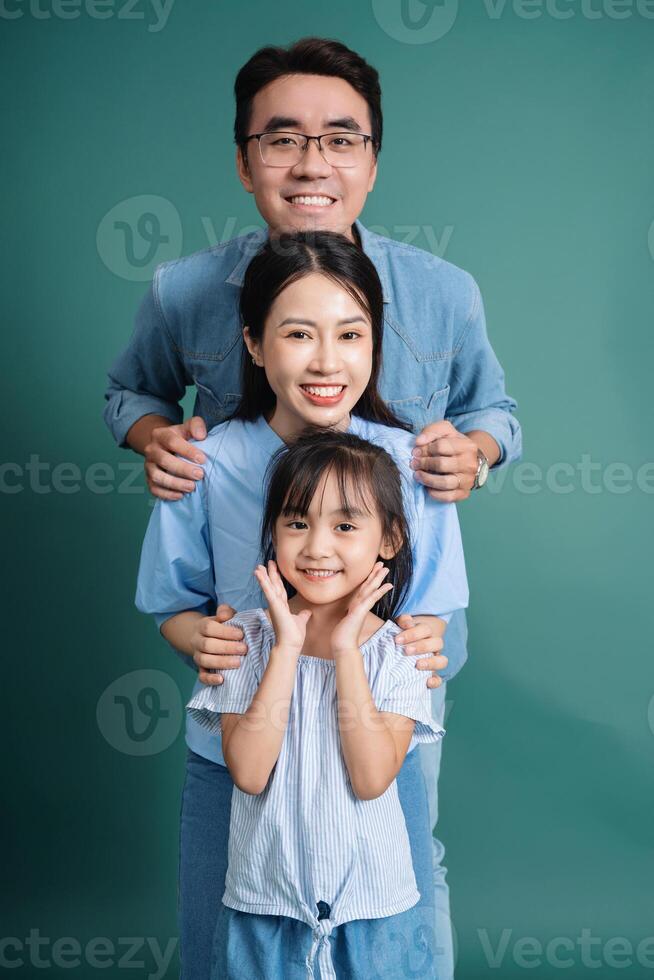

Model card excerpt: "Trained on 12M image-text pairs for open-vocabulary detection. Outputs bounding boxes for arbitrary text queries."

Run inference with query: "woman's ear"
[243,326,262,366]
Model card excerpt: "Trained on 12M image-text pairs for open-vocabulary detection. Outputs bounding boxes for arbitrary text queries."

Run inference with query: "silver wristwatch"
[472,449,490,490]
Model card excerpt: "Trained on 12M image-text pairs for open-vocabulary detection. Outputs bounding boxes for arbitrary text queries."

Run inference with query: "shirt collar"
[224,220,392,304]
[244,414,367,456]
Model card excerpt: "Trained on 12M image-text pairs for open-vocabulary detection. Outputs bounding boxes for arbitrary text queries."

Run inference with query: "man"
[104,37,520,980]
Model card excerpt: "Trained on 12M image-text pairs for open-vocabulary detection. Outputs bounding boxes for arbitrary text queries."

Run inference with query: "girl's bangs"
[280,450,377,520]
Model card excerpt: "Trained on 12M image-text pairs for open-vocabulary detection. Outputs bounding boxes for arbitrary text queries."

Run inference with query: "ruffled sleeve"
[368,626,445,752]
[186,609,267,735]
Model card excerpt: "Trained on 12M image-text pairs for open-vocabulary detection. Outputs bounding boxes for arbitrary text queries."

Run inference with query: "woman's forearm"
[335,649,402,801]
[223,645,299,794]
[160,610,203,658]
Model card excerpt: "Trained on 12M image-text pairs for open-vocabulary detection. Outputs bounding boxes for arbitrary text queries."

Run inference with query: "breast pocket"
[194,381,241,427]
[386,385,450,433]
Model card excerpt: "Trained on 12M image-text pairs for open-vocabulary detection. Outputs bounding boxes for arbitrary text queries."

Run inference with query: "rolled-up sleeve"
[103,267,186,447]
[447,277,522,467]
[397,484,469,622]
[135,476,216,666]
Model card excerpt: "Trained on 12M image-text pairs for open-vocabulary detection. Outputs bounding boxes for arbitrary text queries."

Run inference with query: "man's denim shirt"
[105,220,521,680]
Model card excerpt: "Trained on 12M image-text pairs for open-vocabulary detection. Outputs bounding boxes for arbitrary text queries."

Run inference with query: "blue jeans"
[179,698,451,979]
[210,747,437,979]
[419,682,453,980]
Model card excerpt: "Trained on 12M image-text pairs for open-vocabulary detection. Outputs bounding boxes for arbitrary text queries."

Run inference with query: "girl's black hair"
[230,231,411,432]
[260,428,413,621]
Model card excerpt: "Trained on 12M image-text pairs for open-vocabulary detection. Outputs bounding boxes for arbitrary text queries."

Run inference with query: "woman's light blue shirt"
[135,414,469,766]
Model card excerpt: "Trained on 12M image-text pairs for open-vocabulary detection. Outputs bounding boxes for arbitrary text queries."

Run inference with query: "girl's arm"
[220,643,299,795]
[335,651,416,801]
[167,608,300,795]
[217,562,311,796]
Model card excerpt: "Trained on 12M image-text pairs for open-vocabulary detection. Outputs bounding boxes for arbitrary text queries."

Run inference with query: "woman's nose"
[309,341,341,375]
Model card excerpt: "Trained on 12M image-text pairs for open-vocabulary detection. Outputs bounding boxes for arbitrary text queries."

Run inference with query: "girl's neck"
[286,594,383,658]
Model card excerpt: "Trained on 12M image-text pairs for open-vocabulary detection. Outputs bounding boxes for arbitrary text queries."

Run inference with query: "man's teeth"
[302,385,344,397]
[303,569,338,577]
[288,195,334,206]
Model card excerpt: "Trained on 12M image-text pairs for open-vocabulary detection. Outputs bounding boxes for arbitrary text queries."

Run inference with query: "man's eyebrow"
[324,117,362,132]
[259,116,364,133]
[260,116,300,132]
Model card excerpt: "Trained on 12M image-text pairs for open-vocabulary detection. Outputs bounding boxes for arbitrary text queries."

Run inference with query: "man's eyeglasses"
[244,131,375,168]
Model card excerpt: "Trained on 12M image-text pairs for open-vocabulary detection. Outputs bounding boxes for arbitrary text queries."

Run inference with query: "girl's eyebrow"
[329,506,367,519]
[276,316,367,328]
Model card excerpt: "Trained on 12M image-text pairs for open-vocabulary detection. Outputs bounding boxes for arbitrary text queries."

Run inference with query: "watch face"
[477,453,490,488]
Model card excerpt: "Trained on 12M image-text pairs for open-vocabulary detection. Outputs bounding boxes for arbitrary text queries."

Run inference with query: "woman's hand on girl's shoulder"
[254,561,311,654]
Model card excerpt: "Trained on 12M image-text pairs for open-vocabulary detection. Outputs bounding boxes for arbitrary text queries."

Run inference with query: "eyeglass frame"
[242,131,377,168]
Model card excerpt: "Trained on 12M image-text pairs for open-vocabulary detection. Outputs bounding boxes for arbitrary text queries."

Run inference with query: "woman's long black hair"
[230,231,411,432]
[260,428,413,621]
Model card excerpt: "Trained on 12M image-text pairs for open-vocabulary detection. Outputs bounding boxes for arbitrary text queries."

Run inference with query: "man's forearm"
[126,413,173,455]
[464,429,501,467]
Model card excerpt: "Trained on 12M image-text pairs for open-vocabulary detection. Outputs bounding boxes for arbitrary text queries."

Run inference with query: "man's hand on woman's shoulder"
[128,414,208,500]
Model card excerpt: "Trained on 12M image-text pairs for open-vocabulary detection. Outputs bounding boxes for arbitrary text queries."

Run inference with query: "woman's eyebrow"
[276,316,367,328]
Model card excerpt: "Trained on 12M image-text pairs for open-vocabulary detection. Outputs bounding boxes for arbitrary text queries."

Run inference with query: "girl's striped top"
[187,607,444,980]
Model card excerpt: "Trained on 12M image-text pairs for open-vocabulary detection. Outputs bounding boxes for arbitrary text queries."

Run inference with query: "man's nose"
[291,138,333,180]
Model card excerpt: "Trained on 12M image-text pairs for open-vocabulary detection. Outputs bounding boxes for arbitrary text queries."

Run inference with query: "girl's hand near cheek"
[331,562,394,656]
[254,561,312,654]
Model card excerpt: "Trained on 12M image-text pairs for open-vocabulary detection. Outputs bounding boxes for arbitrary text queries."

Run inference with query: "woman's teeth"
[301,385,344,396]
[288,196,335,206]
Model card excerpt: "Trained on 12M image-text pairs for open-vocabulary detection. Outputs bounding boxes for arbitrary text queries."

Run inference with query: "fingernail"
[405,645,415,654]
[193,468,204,479]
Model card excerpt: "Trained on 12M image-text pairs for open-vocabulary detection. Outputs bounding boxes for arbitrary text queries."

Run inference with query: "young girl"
[135,231,468,977]
[187,428,447,979]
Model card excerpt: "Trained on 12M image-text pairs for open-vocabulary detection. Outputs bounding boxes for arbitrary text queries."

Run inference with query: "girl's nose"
[303,527,333,558]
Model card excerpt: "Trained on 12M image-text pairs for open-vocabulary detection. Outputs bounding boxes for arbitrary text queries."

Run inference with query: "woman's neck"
[265,405,351,444]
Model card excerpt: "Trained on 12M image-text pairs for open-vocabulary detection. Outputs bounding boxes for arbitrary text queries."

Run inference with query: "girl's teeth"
[304,570,337,577]
[289,196,334,206]
[303,385,343,397]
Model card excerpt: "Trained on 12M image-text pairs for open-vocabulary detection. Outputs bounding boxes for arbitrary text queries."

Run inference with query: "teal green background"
[3,2,653,977]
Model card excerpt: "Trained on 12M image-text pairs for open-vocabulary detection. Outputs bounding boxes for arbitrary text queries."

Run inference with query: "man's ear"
[243,326,262,366]
[236,146,254,193]
[367,155,378,194]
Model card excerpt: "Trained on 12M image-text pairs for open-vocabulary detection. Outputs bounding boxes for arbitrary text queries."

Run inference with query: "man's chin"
[270,205,352,239]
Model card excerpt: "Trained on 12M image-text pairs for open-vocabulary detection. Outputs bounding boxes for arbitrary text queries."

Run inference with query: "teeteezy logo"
[96,194,183,281]
[96,669,182,755]
[372,0,459,43]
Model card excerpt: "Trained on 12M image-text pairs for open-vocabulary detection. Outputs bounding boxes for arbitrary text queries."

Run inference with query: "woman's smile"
[299,383,347,406]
